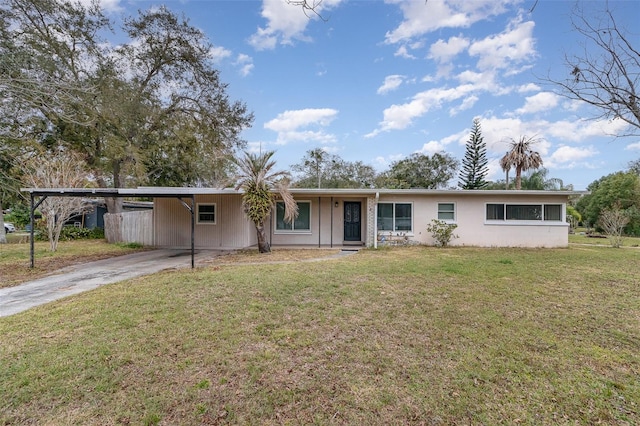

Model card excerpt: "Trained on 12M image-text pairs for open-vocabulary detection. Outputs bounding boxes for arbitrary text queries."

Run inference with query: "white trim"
[196,203,217,225]
[377,201,414,233]
[484,202,566,223]
[437,201,456,223]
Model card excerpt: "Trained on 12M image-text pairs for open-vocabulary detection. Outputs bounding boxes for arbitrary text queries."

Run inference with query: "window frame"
[196,203,217,225]
[275,200,312,233]
[377,202,414,233]
[437,202,456,222]
[485,203,565,225]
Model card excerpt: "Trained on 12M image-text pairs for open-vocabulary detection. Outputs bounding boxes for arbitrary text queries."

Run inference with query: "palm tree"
[499,136,544,190]
[231,150,298,253]
[520,168,566,190]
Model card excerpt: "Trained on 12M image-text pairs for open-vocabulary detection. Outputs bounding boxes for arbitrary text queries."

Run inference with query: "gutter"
[373,192,379,249]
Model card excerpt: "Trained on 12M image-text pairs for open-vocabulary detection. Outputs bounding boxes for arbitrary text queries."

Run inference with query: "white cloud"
[77,0,121,12]
[264,108,339,145]
[366,84,476,137]
[516,92,560,114]
[517,83,540,93]
[548,145,598,164]
[625,142,640,151]
[249,0,344,50]
[449,95,479,116]
[429,35,470,63]
[468,18,536,71]
[545,145,600,170]
[544,118,629,142]
[235,54,254,77]
[385,0,516,44]
[418,140,448,155]
[210,46,232,62]
[377,75,405,94]
[394,45,416,59]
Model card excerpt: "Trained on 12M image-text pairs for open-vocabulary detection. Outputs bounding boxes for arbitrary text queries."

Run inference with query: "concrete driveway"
[0,249,226,318]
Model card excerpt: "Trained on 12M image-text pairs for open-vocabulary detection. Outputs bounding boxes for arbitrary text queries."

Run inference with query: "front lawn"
[569,232,640,247]
[1,246,639,424]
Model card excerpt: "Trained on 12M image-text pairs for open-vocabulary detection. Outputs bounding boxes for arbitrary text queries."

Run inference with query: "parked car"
[4,222,16,233]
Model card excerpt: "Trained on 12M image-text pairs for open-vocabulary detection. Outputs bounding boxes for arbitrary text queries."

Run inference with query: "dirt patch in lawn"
[205,248,343,265]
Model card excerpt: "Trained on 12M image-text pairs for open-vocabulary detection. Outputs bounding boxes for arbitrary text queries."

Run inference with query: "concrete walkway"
[0,249,226,318]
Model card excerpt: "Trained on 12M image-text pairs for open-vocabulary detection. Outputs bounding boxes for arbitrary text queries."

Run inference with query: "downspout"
[330,196,334,248]
[374,192,379,249]
[269,205,273,248]
[190,195,195,269]
[318,196,321,248]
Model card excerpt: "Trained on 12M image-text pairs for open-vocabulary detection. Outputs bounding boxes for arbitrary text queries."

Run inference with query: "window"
[438,203,455,221]
[276,201,310,232]
[197,203,216,224]
[486,203,563,222]
[544,204,562,221]
[377,203,412,232]
[486,204,504,220]
[506,204,542,220]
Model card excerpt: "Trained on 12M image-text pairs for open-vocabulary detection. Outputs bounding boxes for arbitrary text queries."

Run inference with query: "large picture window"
[486,203,563,222]
[377,203,412,232]
[276,201,311,232]
[196,203,216,224]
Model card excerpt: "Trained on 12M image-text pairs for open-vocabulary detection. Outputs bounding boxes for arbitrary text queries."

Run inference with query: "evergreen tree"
[458,118,489,189]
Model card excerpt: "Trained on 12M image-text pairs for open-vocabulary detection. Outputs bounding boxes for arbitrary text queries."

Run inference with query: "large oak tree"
[1,0,253,212]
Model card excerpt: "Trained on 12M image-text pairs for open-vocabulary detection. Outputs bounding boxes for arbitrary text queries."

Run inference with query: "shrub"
[36,225,105,241]
[598,204,630,248]
[426,219,458,247]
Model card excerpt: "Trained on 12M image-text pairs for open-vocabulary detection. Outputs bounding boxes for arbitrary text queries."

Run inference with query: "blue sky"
[96,0,639,190]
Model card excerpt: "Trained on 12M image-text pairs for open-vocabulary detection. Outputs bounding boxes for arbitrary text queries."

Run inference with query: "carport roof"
[20,187,240,198]
[21,187,586,197]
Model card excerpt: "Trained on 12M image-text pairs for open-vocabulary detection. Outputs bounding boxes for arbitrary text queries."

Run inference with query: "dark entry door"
[344,202,361,242]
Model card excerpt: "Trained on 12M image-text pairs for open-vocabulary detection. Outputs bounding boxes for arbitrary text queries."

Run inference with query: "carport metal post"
[29,193,48,268]
[177,196,195,269]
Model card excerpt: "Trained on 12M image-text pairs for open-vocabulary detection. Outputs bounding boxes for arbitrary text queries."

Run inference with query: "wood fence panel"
[104,210,153,246]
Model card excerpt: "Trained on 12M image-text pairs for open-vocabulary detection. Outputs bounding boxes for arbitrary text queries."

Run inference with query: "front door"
[344,202,361,242]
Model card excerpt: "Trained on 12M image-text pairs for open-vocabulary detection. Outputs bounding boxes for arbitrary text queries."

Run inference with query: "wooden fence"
[104,210,153,246]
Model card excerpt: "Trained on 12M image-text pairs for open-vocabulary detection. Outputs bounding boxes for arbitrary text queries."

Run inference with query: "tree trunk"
[515,166,523,190]
[505,170,509,190]
[104,197,123,214]
[255,222,271,253]
[0,201,6,244]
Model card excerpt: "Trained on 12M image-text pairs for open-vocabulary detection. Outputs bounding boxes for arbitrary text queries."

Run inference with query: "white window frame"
[275,200,312,234]
[437,202,456,222]
[485,203,565,226]
[196,203,216,225]
[377,202,414,234]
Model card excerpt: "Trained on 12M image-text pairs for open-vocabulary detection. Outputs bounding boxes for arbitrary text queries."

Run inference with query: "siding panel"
[155,195,251,249]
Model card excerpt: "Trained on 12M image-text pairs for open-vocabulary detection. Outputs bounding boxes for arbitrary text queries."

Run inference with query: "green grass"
[1,246,639,424]
[568,228,640,247]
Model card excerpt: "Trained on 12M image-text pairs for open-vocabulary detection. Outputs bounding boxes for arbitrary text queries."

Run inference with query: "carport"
[21,187,199,269]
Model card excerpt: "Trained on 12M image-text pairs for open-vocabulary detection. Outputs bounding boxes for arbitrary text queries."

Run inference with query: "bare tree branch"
[545,4,639,137]
[286,0,328,21]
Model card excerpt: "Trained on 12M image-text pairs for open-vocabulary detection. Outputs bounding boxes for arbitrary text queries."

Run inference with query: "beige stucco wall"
[376,193,569,248]
[267,196,368,247]
[153,191,570,249]
[154,195,253,249]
